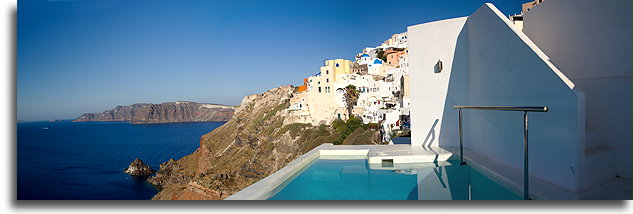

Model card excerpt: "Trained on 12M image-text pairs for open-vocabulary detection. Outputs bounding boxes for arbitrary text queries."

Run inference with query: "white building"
[334,74,385,123]
[381,32,409,49]
[521,0,631,182]
[356,53,371,65]
[408,1,630,194]
[398,54,411,113]
[367,58,385,75]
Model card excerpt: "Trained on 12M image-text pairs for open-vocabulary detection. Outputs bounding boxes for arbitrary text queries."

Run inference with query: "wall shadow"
[421,119,438,147]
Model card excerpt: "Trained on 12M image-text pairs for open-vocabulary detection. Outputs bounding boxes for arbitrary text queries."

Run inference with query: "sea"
[17,120,225,200]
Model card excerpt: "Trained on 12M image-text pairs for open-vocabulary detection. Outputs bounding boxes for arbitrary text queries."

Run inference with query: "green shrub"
[331,116,369,145]
[342,128,377,145]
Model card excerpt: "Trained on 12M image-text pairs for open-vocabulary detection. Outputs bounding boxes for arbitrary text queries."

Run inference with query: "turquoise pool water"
[268,159,521,200]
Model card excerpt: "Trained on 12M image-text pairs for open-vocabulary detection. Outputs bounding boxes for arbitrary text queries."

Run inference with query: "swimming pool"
[268,158,521,200]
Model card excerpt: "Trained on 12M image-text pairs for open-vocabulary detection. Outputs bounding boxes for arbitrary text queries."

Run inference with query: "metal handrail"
[452,105,548,200]
[452,106,548,112]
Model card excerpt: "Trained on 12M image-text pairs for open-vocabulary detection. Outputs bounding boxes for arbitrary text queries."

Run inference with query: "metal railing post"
[459,108,464,165]
[452,105,546,200]
[523,111,529,200]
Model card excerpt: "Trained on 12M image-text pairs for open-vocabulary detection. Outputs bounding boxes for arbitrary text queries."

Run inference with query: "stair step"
[585,146,613,156]
[580,146,616,191]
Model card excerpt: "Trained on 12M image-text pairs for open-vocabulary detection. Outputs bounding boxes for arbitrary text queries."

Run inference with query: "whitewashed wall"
[409,4,588,191]
[465,3,585,191]
[522,0,632,180]
[408,17,469,149]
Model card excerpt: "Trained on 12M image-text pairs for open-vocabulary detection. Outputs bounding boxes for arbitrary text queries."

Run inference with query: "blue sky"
[17,0,527,121]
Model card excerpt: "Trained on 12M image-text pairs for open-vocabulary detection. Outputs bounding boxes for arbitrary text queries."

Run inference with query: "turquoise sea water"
[17,121,224,200]
[269,159,521,200]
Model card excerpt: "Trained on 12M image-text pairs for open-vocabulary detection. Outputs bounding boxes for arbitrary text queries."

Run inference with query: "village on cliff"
[284,33,410,143]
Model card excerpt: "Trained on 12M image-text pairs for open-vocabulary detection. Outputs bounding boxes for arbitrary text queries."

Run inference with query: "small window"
[326,70,329,74]
[336,63,340,67]
[326,78,329,83]
[318,87,322,93]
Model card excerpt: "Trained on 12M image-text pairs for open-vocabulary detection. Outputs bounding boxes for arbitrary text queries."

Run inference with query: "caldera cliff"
[147,85,383,200]
[73,101,235,124]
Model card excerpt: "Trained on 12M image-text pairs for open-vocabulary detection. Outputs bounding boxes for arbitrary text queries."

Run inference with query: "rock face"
[147,85,383,200]
[124,158,156,176]
[73,101,236,124]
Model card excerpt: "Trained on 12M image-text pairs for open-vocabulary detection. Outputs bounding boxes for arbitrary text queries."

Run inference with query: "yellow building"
[303,59,353,124]
[320,59,353,82]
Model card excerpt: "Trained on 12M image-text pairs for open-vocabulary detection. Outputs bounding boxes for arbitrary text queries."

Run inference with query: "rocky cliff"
[147,86,383,200]
[73,101,235,124]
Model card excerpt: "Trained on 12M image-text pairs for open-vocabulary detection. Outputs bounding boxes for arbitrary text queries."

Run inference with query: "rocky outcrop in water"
[73,101,235,124]
[147,86,383,200]
[124,158,156,176]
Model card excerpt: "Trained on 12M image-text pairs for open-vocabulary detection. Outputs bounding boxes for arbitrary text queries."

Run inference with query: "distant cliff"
[73,101,236,124]
[148,86,383,200]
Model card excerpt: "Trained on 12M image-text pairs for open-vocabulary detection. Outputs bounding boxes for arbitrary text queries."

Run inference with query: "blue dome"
[361,53,370,57]
[373,59,383,64]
